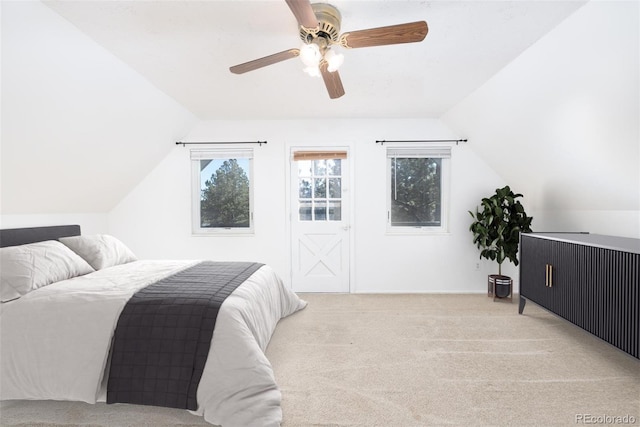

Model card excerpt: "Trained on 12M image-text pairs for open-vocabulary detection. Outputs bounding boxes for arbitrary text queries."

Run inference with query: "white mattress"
[0,260,307,427]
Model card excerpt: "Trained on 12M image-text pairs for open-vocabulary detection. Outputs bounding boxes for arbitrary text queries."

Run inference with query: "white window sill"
[192,230,255,237]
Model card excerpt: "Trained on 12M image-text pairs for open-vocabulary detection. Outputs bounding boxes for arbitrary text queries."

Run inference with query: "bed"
[0,225,307,427]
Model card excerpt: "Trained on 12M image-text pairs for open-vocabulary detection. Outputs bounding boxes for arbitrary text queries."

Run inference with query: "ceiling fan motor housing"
[299,3,341,45]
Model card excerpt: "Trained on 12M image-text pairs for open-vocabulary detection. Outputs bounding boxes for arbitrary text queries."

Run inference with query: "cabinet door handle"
[548,264,553,288]
[544,264,549,287]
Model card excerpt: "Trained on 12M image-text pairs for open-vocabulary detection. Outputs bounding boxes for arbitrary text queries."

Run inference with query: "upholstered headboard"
[0,225,81,248]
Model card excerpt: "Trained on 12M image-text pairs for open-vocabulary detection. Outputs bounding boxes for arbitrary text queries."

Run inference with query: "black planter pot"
[488,274,513,300]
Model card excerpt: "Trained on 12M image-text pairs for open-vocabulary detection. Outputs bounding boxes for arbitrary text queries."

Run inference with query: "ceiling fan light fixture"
[299,43,321,67]
[303,65,321,77]
[324,48,344,72]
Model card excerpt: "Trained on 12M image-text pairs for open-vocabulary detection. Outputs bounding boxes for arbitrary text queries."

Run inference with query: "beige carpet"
[1,294,638,426]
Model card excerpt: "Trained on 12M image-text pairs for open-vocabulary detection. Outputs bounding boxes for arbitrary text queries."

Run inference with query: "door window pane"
[328,178,341,198]
[327,159,341,176]
[313,160,327,176]
[298,160,312,176]
[299,201,312,221]
[328,201,342,221]
[314,201,327,220]
[314,178,326,198]
[299,178,312,198]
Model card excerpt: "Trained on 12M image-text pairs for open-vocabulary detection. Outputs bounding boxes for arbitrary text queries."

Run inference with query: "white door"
[290,149,350,292]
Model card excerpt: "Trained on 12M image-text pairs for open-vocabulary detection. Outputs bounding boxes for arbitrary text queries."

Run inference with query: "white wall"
[531,210,640,238]
[0,214,108,235]
[109,119,511,293]
[442,0,640,239]
[350,128,515,292]
[1,1,197,215]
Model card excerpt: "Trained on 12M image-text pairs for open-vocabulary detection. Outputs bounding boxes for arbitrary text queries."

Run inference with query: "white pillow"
[59,234,137,270]
[0,240,95,302]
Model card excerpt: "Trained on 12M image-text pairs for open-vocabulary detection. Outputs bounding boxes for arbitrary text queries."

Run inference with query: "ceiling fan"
[229,0,428,99]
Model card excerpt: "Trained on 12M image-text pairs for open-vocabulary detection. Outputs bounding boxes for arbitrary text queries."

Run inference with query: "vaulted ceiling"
[44,0,587,120]
[7,1,636,219]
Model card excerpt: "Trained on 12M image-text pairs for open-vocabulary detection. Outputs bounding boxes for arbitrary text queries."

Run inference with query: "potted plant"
[469,185,533,299]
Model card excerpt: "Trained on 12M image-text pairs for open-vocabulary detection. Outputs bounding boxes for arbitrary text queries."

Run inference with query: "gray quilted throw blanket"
[106,261,264,410]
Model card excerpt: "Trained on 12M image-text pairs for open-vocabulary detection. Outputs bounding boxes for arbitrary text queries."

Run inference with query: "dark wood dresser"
[519,232,639,359]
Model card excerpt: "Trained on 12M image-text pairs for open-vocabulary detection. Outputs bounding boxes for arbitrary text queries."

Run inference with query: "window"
[294,151,346,222]
[387,146,450,232]
[191,149,253,234]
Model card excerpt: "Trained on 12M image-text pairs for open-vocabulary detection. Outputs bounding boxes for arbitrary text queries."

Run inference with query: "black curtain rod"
[176,141,267,147]
[376,139,467,145]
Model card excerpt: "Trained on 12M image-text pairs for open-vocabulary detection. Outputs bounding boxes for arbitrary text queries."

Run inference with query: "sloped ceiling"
[442,0,639,214]
[2,0,596,215]
[43,0,587,119]
[1,1,198,214]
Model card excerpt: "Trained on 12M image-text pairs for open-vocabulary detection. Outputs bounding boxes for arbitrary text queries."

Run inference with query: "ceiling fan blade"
[340,21,428,49]
[285,0,319,29]
[320,62,345,99]
[230,49,300,74]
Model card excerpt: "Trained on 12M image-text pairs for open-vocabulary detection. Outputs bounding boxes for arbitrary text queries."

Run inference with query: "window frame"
[386,146,451,235]
[191,148,254,235]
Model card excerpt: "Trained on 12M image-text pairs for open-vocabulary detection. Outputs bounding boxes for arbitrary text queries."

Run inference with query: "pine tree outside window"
[387,146,450,233]
[191,149,254,234]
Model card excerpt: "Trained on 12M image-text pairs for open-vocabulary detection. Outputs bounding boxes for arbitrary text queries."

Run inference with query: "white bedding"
[0,260,307,427]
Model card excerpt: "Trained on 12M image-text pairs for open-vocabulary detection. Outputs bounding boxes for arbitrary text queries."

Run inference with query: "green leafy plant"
[469,185,533,275]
